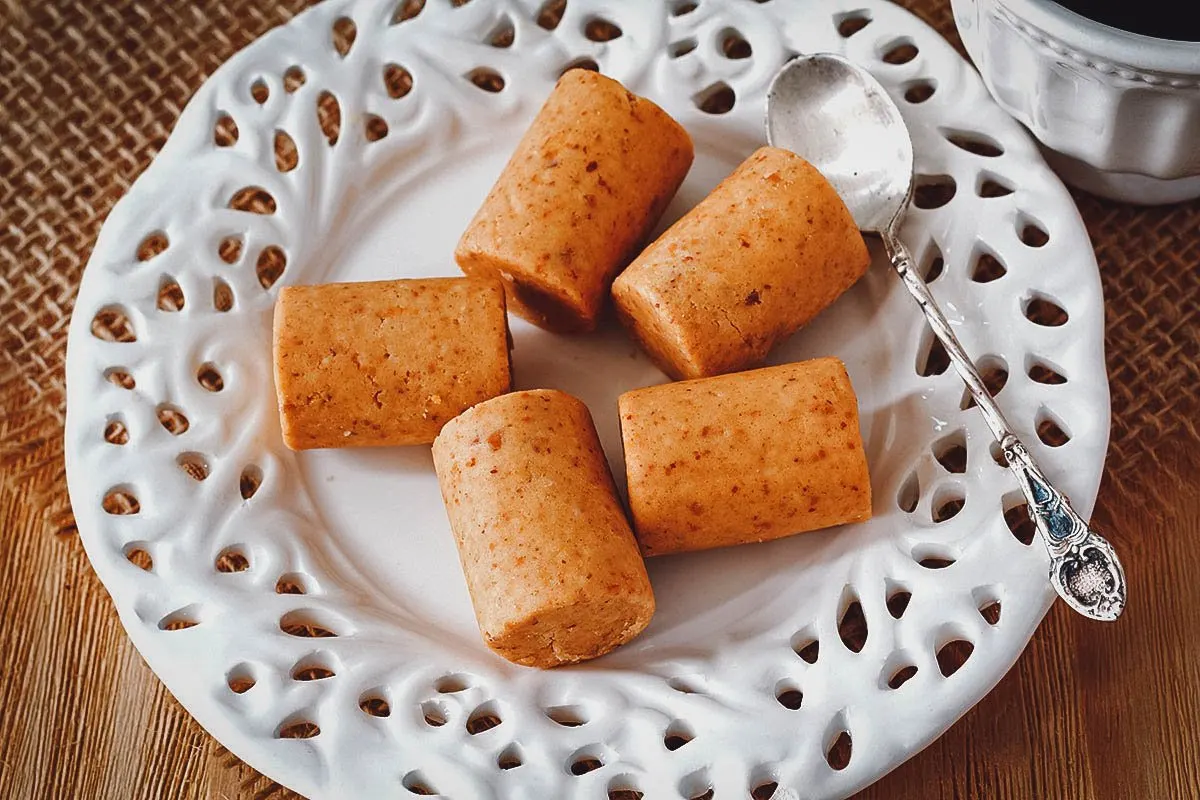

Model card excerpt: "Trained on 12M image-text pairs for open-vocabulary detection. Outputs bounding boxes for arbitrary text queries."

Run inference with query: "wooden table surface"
[1,0,1197,798]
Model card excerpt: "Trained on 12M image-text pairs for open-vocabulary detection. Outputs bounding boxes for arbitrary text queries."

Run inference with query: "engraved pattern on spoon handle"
[881,228,1126,621]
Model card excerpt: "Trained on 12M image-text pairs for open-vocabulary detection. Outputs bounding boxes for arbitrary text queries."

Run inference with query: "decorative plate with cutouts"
[64,0,1109,797]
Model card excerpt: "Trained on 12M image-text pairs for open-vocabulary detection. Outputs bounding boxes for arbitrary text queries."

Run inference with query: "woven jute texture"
[0,1,1196,799]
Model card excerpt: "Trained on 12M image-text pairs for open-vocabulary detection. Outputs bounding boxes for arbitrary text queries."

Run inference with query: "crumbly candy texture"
[612,146,870,379]
[456,69,694,333]
[619,357,872,556]
[432,389,655,668]
[273,277,511,450]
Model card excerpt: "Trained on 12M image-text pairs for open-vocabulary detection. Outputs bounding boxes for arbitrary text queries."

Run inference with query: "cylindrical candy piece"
[273,277,511,449]
[432,389,654,667]
[455,69,694,333]
[612,147,870,379]
[619,358,872,556]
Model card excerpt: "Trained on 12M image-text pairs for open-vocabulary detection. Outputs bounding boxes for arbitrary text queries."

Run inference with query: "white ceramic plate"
[64,1,1109,797]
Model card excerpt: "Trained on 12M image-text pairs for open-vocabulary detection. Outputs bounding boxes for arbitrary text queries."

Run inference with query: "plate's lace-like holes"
[750,777,778,799]
[932,485,965,523]
[920,241,944,282]
[275,715,321,740]
[421,700,448,727]
[291,652,337,681]
[275,572,310,594]
[825,724,853,771]
[274,130,299,172]
[916,322,950,377]
[383,63,414,98]
[213,278,234,312]
[561,57,600,75]
[720,28,751,59]
[1024,294,1069,327]
[664,719,696,749]
[435,673,473,693]
[936,637,975,677]
[92,305,136,343]
[886,661,918,689]
[974,586,1003,625]
[584,16,622,41]
[679,770,713,800]
[903,79,936,104]
[1019,215,1050,247]
[250,78,269,105]
[913,174,956,209]
[933,429,967,474]
[896,469,920,513]
[229,186,277,215]
[239,464,263,500]
[667,674,706,694]
[103,487,140,515]
[279,609,342,638]
[916,547,957,569]
[693,81,735,114]
[608,779,644,800]
[283,65,306,93]
[124,543,153,571]
[834,10,871,37]
[226,663,256,694]
[989,440,1008,467]
[402,770,437,795]
[970,248,1007,283]
[1002,492,1036,545]
[880,38,918,64]
[497,743,524,770]
[536,0,567,30]
[364,114,390,142]
[214,546,250,573]
[137,231,169,262]
[177,452,210,481]
[488,15,515,47]
[256,245,287,289]
[837,589,868,653]
[1036,407,1071,447]
[104,415,129,445]
[332,17,357,58]
[1028,357,1068,385]
[197,363,224,392]
[157,276,185,312]
[569,747,605,776]
[317,91,342,145]
[546,705,588,727]
[158,604,203,631]
[217,235,243,264]
[105,368,136,390]
[157,404,189,436]
[669,37,698,58]
[466,701,503,734]
[214,113,239,147]
[671,0,698,16]
[359,689,391,717]
[977,172,1015,197]
[791,631,819,664]
[391,0,424,24]
[885,580,912,618]
[774,680,804,710]
[980,599,1002,625]
[943,129,1004,157]
[961,355,1008,409]
[466,67,506,93]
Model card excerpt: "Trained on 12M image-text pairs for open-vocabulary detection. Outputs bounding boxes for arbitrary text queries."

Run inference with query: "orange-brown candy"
[456,69,694,333]
[433,389,654,668]
[273,277,510,449]
[619,358,872,556]
[612,147,870,379]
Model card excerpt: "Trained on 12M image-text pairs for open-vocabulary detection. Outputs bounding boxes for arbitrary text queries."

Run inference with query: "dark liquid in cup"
[1052,1,1200,41]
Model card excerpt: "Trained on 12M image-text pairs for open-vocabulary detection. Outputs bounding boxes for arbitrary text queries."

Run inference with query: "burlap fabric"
[1,1,1196,799]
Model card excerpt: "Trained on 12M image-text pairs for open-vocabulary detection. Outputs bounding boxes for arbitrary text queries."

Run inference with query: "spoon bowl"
[766,55,913,233]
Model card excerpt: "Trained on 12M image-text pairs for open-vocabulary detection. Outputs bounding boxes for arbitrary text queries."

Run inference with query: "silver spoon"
[766,53,1126,621]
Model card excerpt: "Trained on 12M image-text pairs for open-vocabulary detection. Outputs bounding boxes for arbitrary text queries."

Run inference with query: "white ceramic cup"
[951,0,1200,204]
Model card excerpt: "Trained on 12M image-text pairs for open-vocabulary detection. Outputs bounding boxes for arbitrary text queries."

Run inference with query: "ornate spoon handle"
[881,228,1127,621]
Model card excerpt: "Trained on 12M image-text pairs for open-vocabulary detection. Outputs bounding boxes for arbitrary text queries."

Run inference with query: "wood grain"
[0,0,1197,798]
